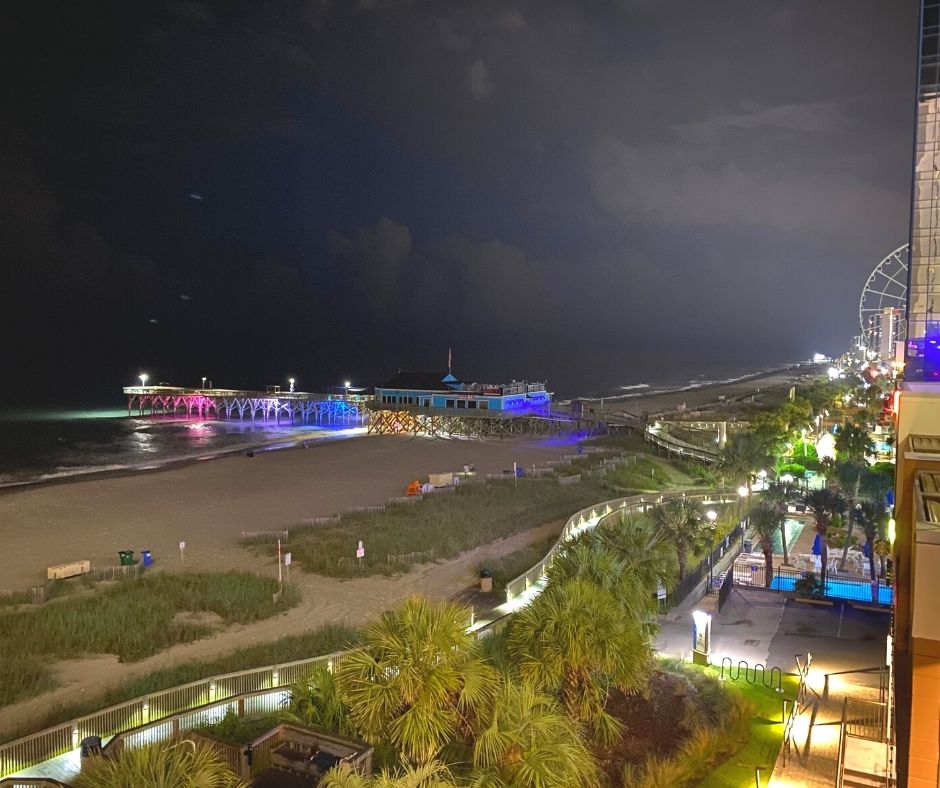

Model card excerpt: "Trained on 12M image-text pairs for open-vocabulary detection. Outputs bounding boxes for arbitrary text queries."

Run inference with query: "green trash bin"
[118,550,135,566]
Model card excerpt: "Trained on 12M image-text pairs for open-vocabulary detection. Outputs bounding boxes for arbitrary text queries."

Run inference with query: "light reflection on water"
[0,408,359,487]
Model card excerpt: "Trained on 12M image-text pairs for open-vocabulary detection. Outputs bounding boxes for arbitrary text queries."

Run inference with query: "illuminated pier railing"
[122,386,373,425]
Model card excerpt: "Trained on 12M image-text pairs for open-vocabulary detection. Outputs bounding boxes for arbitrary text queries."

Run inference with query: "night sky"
[0,2,917,404]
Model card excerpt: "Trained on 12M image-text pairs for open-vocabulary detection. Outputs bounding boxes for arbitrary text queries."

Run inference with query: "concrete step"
[842,767,887,788]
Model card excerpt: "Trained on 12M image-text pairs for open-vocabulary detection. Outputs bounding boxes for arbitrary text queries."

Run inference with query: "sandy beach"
[0,365,820,733]
[603,365,819,417]
[0,434,576,591]
[0,365,817,591]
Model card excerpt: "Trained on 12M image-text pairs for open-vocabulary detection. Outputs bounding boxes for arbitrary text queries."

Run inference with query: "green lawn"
[697,667,800,787]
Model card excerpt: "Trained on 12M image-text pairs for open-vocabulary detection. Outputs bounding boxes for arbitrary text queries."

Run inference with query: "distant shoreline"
[575,362,811,403]
[0,361,821,493]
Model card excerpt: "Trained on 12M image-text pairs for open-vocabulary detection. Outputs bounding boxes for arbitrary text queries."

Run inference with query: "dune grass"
[0,572,300,709]
[604,456,694,491]
[1,623,361,743]
[479,532,562,590]
[247,478,615,578]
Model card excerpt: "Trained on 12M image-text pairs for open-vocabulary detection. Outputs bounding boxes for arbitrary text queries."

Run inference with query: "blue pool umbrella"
[864,540,872,558]
[811,533,822,556]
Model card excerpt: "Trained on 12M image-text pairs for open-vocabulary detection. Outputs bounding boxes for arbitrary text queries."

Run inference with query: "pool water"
[769,575,892,605]
[771,518,804,555]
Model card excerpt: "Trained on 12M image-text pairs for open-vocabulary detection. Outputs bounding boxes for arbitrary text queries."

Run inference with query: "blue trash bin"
[141,550,153,567]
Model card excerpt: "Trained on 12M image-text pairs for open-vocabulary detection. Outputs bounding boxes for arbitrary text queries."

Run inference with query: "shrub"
[794,572,824,599]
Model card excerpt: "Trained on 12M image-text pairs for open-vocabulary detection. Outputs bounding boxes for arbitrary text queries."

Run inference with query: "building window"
[479,401,489,410]
[457,400,465,408]
[468,400,477,409]
[446,399,455,408]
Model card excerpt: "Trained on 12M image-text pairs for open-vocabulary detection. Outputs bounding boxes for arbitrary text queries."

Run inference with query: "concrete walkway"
[657,587,889,787]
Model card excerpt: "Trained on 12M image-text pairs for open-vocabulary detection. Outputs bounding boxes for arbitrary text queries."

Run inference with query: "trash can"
[141,550,153,567]
[743,540,753,554]
[118,550,135,566]
[480,569,493,593]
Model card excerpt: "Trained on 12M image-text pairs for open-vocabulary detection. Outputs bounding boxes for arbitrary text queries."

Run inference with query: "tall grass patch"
[479,533,561,590]
[605,457,684,492]
[254,479,613,577]
[0,572,299,709]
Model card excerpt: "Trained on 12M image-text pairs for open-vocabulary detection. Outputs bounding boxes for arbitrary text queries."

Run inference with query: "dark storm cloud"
[0,0,917,399]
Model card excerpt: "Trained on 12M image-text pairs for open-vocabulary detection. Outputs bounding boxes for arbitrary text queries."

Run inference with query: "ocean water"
[0,408,360,488]
[574,360,800,403]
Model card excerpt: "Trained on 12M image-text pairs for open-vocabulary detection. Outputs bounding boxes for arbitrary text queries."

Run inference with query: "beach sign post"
[284,551,292,584]
[277,539,283,586]
[179,540,186,567]
[356,540,365,568]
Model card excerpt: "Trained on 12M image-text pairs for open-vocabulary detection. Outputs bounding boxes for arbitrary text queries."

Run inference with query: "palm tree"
[509,577,651,743]
[762,481,797,565]
[650,499,715,581]
[835,421,874,463]
[322,760,457,787]
[335,595,497,765]
[834,461,866,572]
[559,513,678,605]
[72,739,248,788]
[749,504,783,588]
[469,680,602,788]
[717,431,774,492]
[284,664,356,737]
[548,524,672,641]
[853,500,887,599]
[802,488,846,585]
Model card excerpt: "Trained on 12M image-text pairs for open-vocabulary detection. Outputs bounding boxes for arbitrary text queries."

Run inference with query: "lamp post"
[201,376,206,389]
[139,373,148,388]
[289,378,295,393]
[738,484,750,530]
[705,510,718,587]
[344,380,351,399]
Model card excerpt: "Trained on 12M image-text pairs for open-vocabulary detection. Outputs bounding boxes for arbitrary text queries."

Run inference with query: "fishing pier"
[122,385,370,425]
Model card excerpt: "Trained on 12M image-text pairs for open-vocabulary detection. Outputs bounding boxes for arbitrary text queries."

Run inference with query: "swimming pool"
[771,518,805,555]
[769,575,892,605]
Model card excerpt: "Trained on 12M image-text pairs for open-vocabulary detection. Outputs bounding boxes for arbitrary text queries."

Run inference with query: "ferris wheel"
[859,243,909,342]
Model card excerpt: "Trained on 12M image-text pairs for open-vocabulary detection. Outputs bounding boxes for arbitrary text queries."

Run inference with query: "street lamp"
[344,380,351,399]
[202,376,206,389]
[705,510,718,522]
[738,484,750,528]
[139,373,148,388]
[757,469,768,491]
[289,378,295,393]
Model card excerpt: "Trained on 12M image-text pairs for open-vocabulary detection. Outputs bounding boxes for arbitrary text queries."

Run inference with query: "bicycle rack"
[720,657,784,693]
